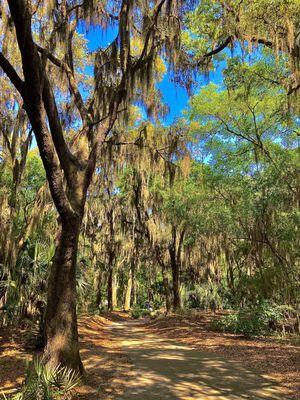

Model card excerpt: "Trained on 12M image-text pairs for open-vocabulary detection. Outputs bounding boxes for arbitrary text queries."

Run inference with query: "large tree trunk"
[107,268,114,311]
[131,262,137,306]
[107,269,118,311]
[44,218,83,373]
[162,263,171,314]
[112,273,118,309]
[171,257,181,311]
[124,270,132,311]
[169,226,184,312]
[169,230,181,312]
[96,270,103,309]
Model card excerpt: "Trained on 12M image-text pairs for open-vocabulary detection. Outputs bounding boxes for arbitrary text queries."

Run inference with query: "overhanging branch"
[197,36,232,66]
[36,43,90,125]
[0,52,24,96]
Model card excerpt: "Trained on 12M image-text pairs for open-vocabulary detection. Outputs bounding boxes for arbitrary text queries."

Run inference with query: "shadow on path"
[110,320,285,400]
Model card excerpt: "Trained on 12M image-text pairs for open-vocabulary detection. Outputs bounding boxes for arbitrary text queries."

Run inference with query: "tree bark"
[112,273,118,309]
[107,269,113,311]
[124,270,132,310]
[107,267,117,311]
[107,269,118,311]
[131,261,137,306]
[96,270,103,309]
[169,226,181,312]
[44,218,83,372]
[155,246,171,314]
[170,256,181,311]
[162,263,172,314]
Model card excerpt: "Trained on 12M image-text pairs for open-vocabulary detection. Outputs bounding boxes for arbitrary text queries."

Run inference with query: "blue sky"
[158,65,225,124]
[78,23,226,125]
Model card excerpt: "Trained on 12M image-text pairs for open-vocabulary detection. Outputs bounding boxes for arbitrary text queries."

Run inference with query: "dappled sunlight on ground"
[0,327,32,396]
[1,312,299,399]
[144,313,300,399]
[74,313,131,400]
[111,320,287,400]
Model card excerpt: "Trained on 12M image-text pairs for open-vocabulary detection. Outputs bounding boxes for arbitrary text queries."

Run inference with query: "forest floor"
[0,313,131,399]
[142,312,300,399]
[0,311,299,399]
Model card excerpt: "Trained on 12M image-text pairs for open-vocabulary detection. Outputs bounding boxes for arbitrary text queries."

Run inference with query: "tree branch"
[42,73,82,180]
[36,43,90,125]
[0,52,24,95]
[133,0,168,71]
[197,36,232,66]
[7,0,74,219]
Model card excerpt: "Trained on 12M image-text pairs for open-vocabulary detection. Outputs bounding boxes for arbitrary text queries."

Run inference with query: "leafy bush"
[185,284,225,311]
[4,358,80,400]
[131,305,151,319]
[214,302,286,337]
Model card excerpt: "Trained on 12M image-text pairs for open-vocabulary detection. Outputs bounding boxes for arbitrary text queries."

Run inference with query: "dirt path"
[1,315,296,399]
[109,320,286,400]
[75,315,130,399]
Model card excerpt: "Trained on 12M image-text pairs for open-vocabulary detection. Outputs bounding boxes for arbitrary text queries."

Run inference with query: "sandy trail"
[0,316,292,399]
[108,319,285,400]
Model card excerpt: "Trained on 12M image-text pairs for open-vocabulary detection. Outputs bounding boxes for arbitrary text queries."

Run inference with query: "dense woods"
[0,1,299,399]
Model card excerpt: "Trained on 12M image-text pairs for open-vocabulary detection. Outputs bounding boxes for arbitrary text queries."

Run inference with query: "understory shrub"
[213,302,296,337]
[3,359,80,400]
[131,305,151,319]
[185,284,225,311]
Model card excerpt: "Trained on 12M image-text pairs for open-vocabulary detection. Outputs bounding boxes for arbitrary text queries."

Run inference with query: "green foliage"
[4,359,80,400]
[1,240,53,327]
[184,54,299,311]
[214,302,293,337]
[131,305,151,319]
[185,284,225,311]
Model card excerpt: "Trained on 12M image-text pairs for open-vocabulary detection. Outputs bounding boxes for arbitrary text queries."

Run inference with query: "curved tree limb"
[36,43,91,126]
[197,36,232,66]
